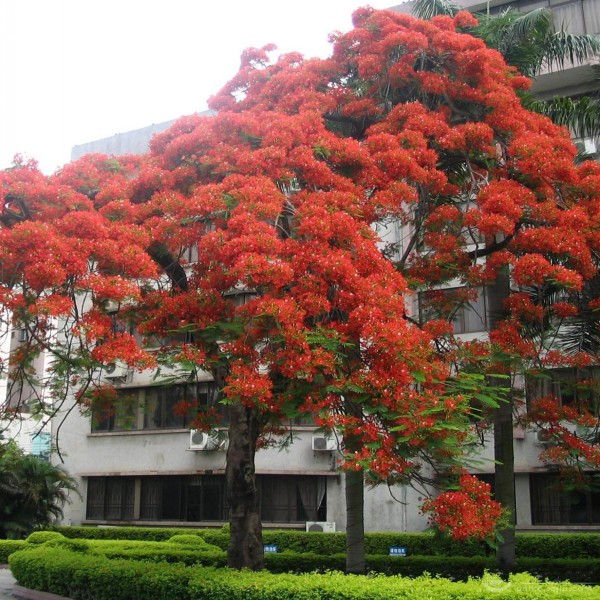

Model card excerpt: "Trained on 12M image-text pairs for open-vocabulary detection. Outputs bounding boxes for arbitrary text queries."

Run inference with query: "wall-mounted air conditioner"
[104,362,129,380]
[306,521,336,533]
[311,435,336,452]
[536,429,555,445]
[189,429,222,451]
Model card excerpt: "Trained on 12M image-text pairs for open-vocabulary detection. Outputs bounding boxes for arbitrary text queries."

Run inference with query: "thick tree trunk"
[487,266,516,574]
[226,403,264,570]
[345,468,365,574]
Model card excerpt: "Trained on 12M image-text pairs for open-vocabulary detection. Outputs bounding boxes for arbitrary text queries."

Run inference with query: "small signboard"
[389,546,407,557]
[264,544,278,553]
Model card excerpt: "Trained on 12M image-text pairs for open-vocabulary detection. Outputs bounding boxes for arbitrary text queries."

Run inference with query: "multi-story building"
[16,1,600,532]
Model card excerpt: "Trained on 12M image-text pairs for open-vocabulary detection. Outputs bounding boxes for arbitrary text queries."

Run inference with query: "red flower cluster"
[422,474,504,541]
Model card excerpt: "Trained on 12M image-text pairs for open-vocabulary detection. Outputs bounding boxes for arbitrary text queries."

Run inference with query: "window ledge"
[88,429,190,437]
[82,519,306,529]
[517,525,600,532]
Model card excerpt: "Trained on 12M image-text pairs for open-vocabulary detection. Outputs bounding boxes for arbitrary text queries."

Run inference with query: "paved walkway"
[0,568,16,599]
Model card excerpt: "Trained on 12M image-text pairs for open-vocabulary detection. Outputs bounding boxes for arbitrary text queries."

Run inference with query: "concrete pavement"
[0,568,16,599]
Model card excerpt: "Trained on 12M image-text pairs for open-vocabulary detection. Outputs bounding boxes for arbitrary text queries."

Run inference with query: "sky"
[0,1,401,174]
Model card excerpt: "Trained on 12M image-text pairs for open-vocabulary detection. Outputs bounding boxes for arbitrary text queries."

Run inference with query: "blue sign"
[389,546,407,556]
[264,544,278,553]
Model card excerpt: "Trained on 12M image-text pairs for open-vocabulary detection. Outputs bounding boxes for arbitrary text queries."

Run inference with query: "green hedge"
[50,526,600,559]
[9,546,600,600]
[0,540,26,563]
[516,534,600,559]
[9,536,600,583]
[9,547,192,600]
[188,569,600,600]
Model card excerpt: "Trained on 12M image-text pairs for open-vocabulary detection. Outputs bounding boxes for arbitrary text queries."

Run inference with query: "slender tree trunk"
[494,393,516,575]
[226,403,264,570]
[488,266,516,574]
[345,468,365,574]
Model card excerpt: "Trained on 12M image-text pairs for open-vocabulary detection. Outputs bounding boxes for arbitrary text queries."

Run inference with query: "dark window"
[87,474,328,524]
[259,475,327,523]
[91,389,140,432]
[419,287,488,334]
[526,368,600,415]
[143,383,220,429]
[91,383,221,432]
[139,475,226,522]
[86,477,135,520]
[530,473,600,525]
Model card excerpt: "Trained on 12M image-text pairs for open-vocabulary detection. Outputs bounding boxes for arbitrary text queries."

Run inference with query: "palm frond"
[412,0,459,20]
[555,273,600,357]
[526,96,600,141]
[542,31,600,72]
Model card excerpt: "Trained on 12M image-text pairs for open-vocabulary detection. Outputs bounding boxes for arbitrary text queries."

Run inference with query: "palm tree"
[412,0,600,140]
[0,442,78,539]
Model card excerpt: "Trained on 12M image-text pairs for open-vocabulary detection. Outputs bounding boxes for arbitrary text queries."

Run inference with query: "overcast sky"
[0,1,401,174]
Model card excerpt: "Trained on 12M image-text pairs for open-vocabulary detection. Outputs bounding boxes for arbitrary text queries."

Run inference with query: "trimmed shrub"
[0,540,26,563]
[44,538,90,553]
[9,546,192,600]
[10,546,600,600]
[25,531,65,545]
[188,568,600,600]
[51,527,600,560]
[516,534,600,559]
[167,534,221,551]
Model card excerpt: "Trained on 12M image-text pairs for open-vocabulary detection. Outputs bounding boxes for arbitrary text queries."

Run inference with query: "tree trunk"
[345,468,365,574]
[487,266,516,574]
[226,403,264,570]
[494,394,516,575]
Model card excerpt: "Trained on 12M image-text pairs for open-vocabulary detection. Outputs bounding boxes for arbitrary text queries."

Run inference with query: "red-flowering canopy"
[2,7,599,541]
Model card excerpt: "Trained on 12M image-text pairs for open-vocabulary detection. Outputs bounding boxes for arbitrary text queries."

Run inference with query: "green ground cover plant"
[50,526,600,558]
[8,545,600,600]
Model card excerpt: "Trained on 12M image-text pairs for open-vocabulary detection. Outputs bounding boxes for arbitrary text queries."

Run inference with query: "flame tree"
[1,8,598,571]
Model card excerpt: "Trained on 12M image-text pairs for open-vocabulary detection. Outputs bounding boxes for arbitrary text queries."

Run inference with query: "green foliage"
[44,537,90,553]
[0,540,26,563]
[516,534,600,559]
[9,547,192,600]
[189,568,600,599]
[9,546,600,600]
[25,531,65,545]
[167,533,222,551]
[0,442,78,539]
[49,527,600,560]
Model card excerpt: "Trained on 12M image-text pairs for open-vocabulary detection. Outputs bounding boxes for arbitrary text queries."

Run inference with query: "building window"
[259,475,327,523]
[91,382,221,432]
[418,287,487,334]
[30,432,51,460]
[526,368,600,415]
[86,477,135,520]
[140,475,226,521]
[86,474,327,524]
[530,473,600,525]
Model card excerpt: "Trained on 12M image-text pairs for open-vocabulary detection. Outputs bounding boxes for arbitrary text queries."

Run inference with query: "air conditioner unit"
[189,429,221,451]
[104,362,129,380]
[312,435,336,452]
[584,139,597,155]
[536,429,555,445]
[306,521,336,533]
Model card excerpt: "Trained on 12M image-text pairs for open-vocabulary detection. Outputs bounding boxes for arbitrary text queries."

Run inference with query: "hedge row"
[9,546,600,600]
[50,526,600,558]
[5,534,600,583]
